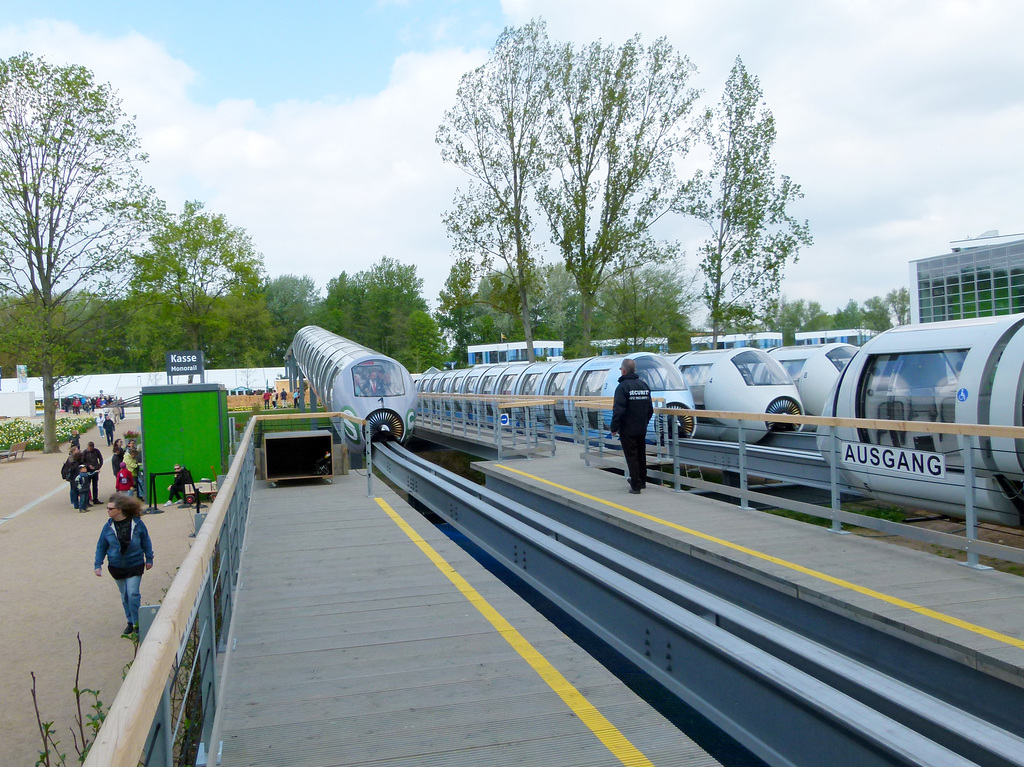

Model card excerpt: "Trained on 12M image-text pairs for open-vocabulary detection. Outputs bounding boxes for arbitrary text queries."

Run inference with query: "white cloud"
[3,3,1023,319]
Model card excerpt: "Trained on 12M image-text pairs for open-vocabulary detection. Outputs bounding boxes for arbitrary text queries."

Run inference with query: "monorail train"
[668,348,805,441]
[821,313,1024,526]
[285,326,417,448]
[416,352,696,439]
[768,343,857,417]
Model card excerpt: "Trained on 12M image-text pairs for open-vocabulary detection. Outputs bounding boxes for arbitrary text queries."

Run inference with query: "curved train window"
[576,369,607,398]
[480,374,498,395]
[857,350,967,455]
[679,364,712,408]
[777,358,806,381]
[635,356,686,391]
[731,351,791,386]
[353,360,406,397]
[545,371,572,425]
[463,374,480,394]
[826,346,855,372]
[520,373,541,395]
[498,372,517,396]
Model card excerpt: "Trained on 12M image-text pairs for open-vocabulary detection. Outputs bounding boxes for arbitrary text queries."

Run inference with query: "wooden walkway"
[478,452,1024,689]
[215,474,719,767]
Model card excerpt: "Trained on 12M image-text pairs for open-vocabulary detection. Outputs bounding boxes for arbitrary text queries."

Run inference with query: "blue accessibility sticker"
[957,387,969,402]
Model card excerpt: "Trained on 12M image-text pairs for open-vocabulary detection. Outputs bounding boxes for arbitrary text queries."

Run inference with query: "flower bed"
[0,416,98,450]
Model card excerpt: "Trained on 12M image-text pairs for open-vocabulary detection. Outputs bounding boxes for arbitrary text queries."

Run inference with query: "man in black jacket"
[610,358,654,494]
[81,441,104,505]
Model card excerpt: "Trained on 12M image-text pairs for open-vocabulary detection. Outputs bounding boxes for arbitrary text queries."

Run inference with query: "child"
[73,465,92,512]
[116,462,135,495]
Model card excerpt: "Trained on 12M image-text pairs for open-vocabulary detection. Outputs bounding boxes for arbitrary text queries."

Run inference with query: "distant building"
[910,230,1024,323]
[690,332,783,351]
[467,340,563,365]
[592,338,669,355]
[794,329,877,346]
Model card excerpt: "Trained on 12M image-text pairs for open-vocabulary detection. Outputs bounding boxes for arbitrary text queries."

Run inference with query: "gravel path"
[0,412,195,766]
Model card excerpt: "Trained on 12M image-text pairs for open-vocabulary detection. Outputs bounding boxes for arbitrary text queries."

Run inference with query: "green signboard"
[140,384,228,505]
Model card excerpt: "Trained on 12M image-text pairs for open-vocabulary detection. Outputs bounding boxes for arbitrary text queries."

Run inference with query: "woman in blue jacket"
[94,493,154,636]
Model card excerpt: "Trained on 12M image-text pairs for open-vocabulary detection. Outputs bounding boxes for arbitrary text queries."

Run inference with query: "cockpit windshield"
[731,351,791,386]
[352,360,406,397]
[826,346,855,372]
[634,356,687,391]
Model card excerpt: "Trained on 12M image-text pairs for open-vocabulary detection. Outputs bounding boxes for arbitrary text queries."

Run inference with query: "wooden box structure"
[263,430,334,484]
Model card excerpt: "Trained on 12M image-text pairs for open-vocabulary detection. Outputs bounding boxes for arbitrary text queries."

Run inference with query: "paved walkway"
[0,411,195,766]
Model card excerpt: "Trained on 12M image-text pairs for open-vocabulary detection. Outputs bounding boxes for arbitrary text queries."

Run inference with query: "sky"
[1,0,1022,321]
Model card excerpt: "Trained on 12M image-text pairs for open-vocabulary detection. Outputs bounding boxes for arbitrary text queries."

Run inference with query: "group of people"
[62,433,144,512]
[63,395,125,417]
[354,367,393,397]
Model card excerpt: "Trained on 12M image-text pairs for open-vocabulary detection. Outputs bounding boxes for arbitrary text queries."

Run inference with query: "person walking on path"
[82,441,104,505]
[94,493,154,636]
[110,439,125,481]
[609,358,654,495]
[103,413,115,446]
[73,465,92,512]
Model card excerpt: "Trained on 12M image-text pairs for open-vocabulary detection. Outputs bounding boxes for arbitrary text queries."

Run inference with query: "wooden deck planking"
[216,476,719,767]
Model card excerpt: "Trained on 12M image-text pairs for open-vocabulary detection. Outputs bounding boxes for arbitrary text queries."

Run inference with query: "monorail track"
[374,442,1024,767]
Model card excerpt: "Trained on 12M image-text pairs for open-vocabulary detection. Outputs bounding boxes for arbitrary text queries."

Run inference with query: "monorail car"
[821,314,1024,526]
[286,326,417,448]
[768,343,857,417]
[669,348,804,441]
[416,352,695,440]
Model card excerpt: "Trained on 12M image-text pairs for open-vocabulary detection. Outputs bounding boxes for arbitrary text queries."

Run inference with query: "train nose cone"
[766,396,802,432]
[366,408,404,442]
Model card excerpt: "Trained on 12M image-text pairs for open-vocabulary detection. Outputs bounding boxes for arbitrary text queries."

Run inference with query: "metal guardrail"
[415,393,557,460]
[571,401,1024,570]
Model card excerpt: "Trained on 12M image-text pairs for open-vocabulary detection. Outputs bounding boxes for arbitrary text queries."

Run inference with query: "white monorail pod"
[769,344,857,417]
[671,348,803,442]
[822,313,1024,526]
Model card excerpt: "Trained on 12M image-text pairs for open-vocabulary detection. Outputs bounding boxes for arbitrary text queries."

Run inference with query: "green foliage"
[679,57,812,343]
[541,34,703,348]
[596,259,697,352]
[437,20,553,361]
[132,200,265,361]
[316,256,433,363]
[0,53,155,451]
[265,274,321,359]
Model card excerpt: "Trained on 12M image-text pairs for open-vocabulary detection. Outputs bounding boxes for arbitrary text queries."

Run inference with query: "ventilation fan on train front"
[366,408,404,442]
[765,397,802,432]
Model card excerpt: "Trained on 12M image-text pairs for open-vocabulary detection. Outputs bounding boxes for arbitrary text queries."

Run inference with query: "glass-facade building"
[910,234,1024,323]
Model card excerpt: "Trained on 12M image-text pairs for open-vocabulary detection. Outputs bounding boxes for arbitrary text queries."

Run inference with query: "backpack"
[61,462,73,481]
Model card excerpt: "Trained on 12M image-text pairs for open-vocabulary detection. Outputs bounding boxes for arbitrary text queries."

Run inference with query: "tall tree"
[266,274,321,359]
[598,259,697,351]
[133,200,264,358]
[861,295,893,332]
[679,57,812,345]
[540,35,702,350]
[885,286,911,326]
[437,20,552,362]
[0,54,154,451]
[832,299,863,330]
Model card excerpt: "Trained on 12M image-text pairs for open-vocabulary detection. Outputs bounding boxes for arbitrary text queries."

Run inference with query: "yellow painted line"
[373,497,655,767]
[494,465,1024,651]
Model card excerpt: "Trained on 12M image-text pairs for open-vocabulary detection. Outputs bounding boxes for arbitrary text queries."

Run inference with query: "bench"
[0,442,27,462]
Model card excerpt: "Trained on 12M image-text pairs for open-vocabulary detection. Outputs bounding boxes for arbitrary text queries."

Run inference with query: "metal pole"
[672,413,682,493]
[961,440,991,570]
[828,426,849,534]
[365,427,374,497]
[737,420,749,510]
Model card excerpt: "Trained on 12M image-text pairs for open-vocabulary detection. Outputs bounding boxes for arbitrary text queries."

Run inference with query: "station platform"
[215,474,720,766]
[477,452,1024,690]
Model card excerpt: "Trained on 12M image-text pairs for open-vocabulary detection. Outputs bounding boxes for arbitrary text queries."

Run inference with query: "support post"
[828,426,850,535]
[961,440,992,570]
[737,421,749,510]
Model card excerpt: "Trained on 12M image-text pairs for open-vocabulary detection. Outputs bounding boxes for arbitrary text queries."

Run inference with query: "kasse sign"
[839,441,945,479]
[166,350,205,377]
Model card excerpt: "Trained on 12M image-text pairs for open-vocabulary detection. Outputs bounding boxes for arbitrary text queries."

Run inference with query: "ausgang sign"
[166,350,205,377]
[839,441,946,479]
